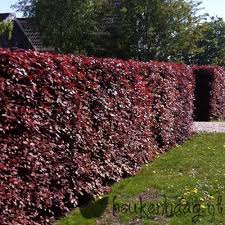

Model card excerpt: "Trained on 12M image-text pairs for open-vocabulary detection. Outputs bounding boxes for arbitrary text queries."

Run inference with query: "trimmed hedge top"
[0,49,194,224]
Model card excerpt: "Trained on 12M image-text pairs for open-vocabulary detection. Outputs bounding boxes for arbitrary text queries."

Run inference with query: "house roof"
[0,13,15,22]
[0,13,52,51]
[15,18,46,51]
[0,13,11,21]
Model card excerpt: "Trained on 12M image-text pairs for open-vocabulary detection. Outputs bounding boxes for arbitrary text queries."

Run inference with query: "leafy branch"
[0,21,14,40]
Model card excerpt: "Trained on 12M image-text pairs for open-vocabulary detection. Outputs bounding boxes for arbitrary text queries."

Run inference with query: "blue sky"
[0,0,225,19]
[199,0,225,19]
[0,0,17,13]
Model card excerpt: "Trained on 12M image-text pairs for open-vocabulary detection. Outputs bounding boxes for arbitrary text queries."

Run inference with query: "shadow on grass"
[79,196,109,219]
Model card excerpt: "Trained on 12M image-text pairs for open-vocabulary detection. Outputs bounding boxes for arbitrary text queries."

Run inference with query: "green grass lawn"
[57,133,225,225]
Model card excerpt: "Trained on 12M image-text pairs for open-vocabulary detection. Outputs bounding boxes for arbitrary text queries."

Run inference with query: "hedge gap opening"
[194,69,212,121]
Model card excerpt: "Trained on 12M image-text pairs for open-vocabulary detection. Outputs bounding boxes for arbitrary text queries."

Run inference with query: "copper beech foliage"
[193,66,225,120]
[0,49,194,224]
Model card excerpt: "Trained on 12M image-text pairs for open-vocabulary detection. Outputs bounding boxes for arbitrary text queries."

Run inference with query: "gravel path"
[192,122,225,133]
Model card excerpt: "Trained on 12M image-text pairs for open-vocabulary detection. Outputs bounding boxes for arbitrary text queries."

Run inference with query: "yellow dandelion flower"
[191,188,198,194]
[201,204,206,209]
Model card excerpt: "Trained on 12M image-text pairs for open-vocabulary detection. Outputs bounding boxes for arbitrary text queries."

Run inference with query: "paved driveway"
[193,122,225,133]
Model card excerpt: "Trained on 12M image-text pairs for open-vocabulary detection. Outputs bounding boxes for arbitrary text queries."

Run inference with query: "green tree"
[13,0,206,62]
[11,0,36,17]
[13,0,105,54]
[99,0,207,62]
[192,17,225,66]
[0,21,13,40]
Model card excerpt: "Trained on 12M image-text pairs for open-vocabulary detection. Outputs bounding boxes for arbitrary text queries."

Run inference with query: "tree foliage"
[12,0,210,63]
[11,0,35,17]
[13,0,104,54]
[0,21,13,40]
[192,17,225,66]
[97,0,206,62]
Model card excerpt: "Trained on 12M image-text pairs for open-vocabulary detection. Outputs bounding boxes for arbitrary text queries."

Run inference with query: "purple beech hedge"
[193,66,225,120]
[0,49,194,224]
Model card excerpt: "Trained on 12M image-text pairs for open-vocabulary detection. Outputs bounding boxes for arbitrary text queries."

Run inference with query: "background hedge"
[0,49,194,225]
